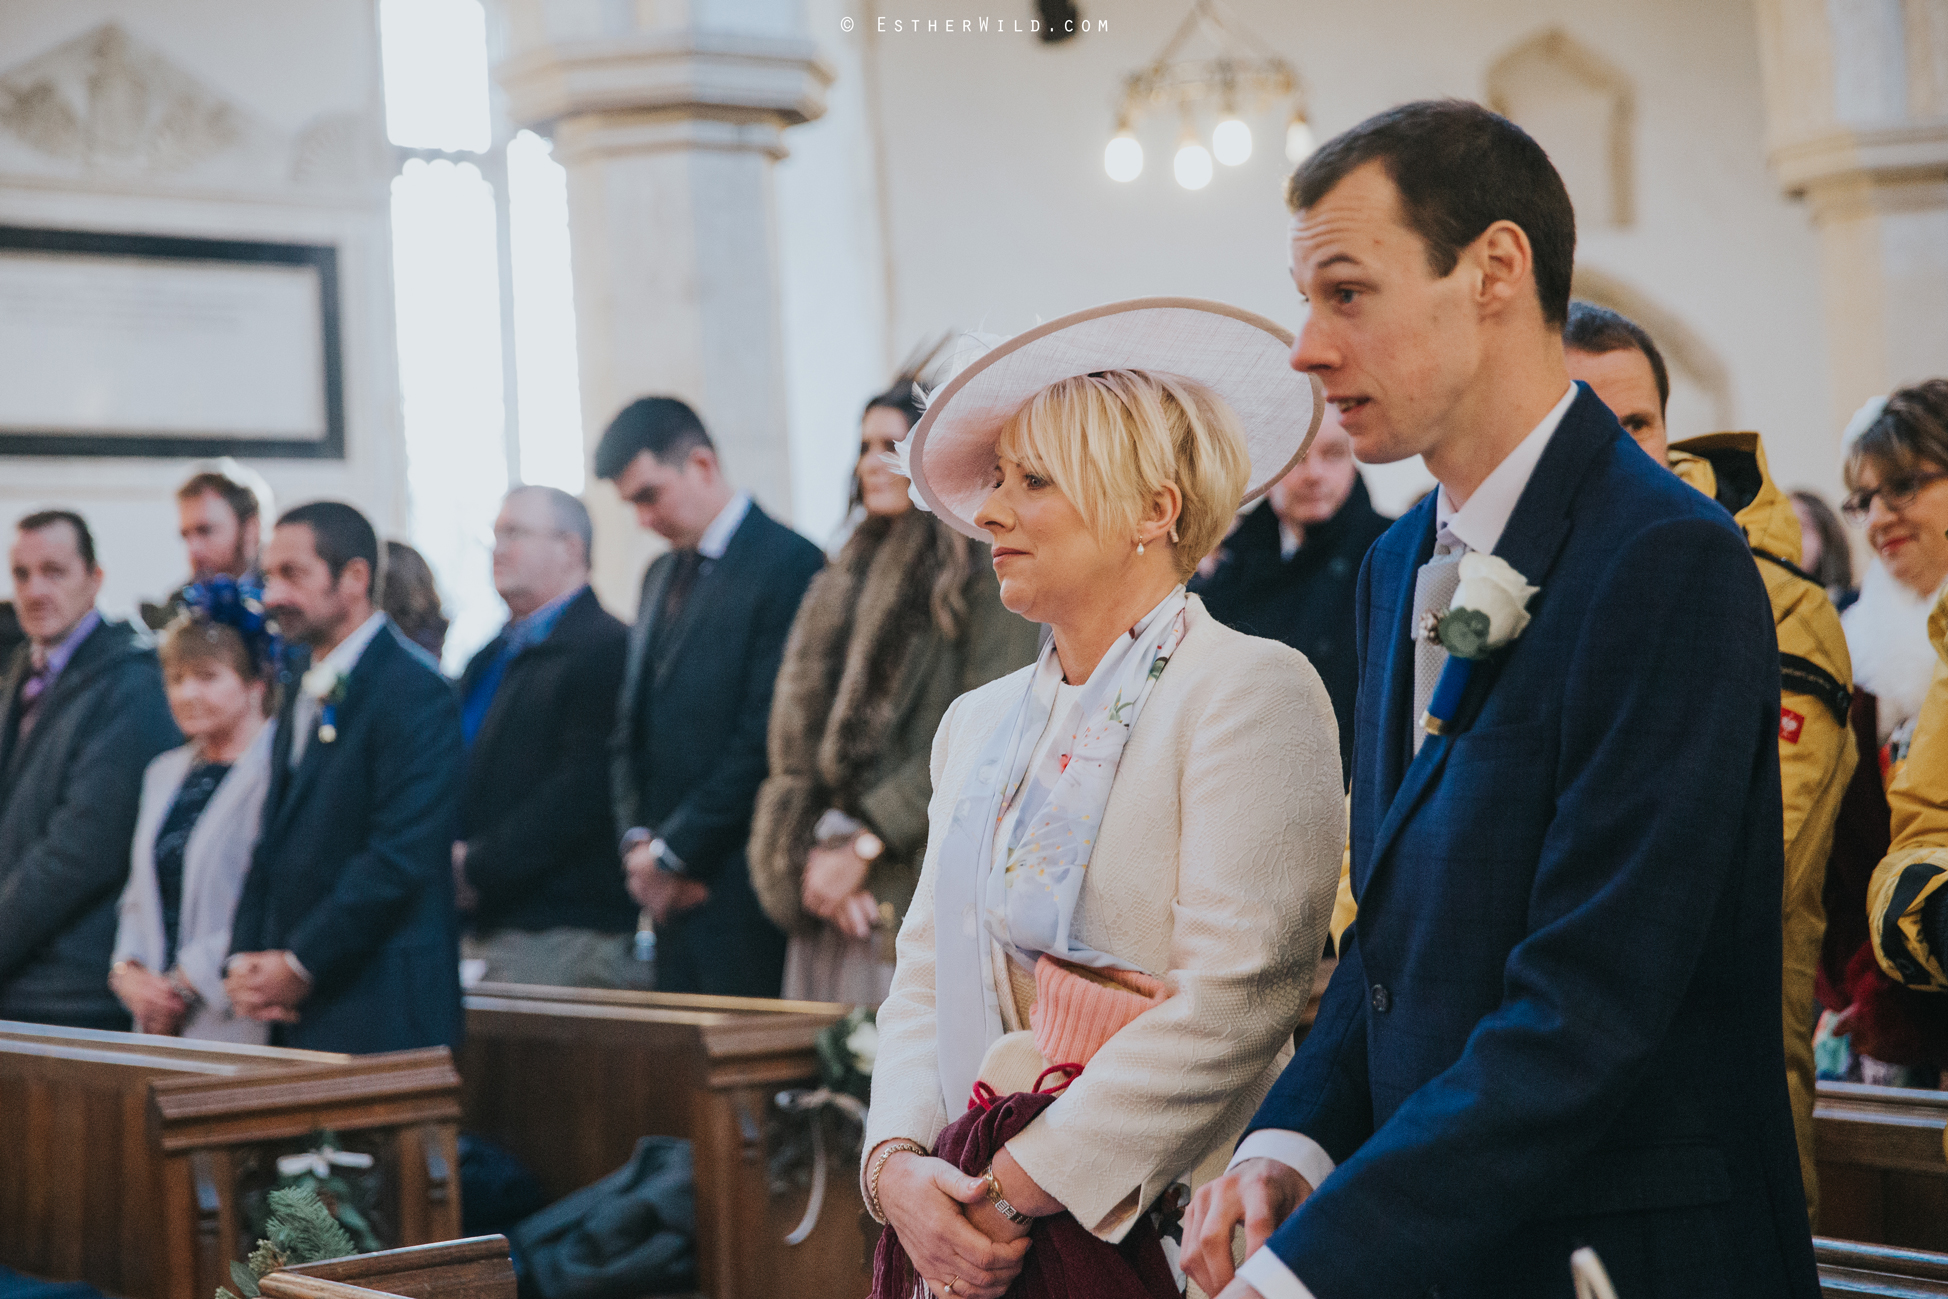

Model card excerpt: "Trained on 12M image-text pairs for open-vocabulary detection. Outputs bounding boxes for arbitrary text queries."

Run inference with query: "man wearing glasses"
[452,485,641,988]
[1563,301,1856,1228]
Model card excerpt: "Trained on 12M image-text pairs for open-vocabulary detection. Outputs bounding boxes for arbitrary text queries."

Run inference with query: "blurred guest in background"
[0,510,180,1030]
[750,379,1038,1006]
[227,501,464,1051]
[383,539,449,661]
[1823,382,1948,1089]
[601,397,824,998]
[111,581,277,1041]
[1793,489,1857,612]
[143,462,273,630]
[1564,299,1855,1226]
[455,486,639,988]
[1192,403,1386,782]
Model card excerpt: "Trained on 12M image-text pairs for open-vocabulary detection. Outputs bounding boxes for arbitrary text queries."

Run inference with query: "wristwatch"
[982,1165,1032,1225]
[854,831,885,862]
[620,827,688,875]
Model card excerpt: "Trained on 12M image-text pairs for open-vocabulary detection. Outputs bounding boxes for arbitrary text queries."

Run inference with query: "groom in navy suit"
[1182,102,1816,1298]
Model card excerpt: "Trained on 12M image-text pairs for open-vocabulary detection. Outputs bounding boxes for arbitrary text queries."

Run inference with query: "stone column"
[1753,0,1948,439]
[494,3,832,612]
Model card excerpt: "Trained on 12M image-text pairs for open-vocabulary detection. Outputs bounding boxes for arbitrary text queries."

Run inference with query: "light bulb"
[1285,116,1316,164]
[1104,133,1144,182]
[1174,140,1213,190]
[1212,117,1252,166]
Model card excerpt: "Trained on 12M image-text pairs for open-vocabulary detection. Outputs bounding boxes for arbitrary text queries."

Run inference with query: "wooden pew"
[460,984,862,1299]
[280,1235,515,1299]
[0,1022,462,1299]
[1816,1080,1948,1250]
[1817,1236,1948,1296]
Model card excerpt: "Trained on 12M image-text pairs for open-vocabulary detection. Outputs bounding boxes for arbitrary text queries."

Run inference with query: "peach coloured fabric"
[1030,955,1169,1067]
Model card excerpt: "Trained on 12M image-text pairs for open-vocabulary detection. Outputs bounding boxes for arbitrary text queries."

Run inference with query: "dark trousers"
[653,854,787,998]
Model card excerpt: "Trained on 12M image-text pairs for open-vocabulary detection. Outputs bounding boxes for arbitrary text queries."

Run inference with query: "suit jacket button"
[1370,983,1391,1013]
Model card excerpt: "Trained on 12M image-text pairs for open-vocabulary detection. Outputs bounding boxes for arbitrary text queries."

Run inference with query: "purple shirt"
[16,608,101,739]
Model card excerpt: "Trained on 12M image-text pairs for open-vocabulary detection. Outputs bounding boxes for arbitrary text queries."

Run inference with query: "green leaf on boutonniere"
[1436,608,1493,660]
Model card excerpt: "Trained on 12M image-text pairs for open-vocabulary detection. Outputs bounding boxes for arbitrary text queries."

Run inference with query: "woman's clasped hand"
[878,1150,1032,1299]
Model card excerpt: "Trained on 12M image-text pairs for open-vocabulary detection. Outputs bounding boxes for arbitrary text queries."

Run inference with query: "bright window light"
[379,0,491,152]
[507,130,585,495]
[390,158,508,669]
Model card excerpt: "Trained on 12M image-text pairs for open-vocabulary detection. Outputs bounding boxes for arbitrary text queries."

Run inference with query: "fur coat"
[750,509,1039,935]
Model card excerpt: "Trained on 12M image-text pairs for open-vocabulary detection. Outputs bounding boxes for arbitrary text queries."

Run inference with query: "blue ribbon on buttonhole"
[1419,656,1474,738]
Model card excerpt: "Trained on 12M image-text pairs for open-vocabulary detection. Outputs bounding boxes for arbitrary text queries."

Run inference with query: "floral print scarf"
[934,587,1190,1110]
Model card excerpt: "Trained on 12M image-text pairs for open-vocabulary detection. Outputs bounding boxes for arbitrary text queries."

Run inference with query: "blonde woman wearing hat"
[859,301,1344,1299]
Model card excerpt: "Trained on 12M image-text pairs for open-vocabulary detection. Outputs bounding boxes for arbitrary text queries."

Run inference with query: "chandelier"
[1103,0,1314,190]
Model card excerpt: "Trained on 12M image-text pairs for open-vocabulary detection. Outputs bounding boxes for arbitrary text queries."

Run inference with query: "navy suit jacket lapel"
[621,554,677,722]
[1366,384,1616,874]
[1373,502,1438,812]
[652,506,759,691]
[268,629,390,839]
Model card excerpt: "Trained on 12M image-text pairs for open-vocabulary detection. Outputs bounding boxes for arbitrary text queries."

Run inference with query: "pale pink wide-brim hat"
[906,297,1326,541]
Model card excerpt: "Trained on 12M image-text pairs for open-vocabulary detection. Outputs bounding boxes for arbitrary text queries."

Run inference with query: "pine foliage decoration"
[217,1185,357,1299]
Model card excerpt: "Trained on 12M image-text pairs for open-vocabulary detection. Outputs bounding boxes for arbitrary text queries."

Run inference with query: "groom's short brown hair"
[1288,99,1576,328]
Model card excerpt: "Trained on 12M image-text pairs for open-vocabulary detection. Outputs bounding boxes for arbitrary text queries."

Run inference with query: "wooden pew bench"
[280,1235,515,1299]
[1816,1080,1948,1250]
[459,985,862,1299]
[0,1022,462,1299]
[1818,1236,1948,1296]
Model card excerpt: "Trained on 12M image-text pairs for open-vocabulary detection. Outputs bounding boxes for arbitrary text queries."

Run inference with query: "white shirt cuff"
[1229,1128,1337,1191]
[1237,1246,1317,1299]
[282,950,313,984]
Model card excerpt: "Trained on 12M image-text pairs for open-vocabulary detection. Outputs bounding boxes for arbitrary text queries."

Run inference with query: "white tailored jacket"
[863,595,1345,1242]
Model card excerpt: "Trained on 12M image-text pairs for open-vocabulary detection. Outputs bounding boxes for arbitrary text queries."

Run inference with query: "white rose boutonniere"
[1419,553,1539,737]
[1430,553,1540,660]
[301,663,350,743]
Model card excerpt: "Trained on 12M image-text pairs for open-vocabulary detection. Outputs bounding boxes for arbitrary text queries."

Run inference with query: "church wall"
[0,2,400,621]
[778,0,1835,523]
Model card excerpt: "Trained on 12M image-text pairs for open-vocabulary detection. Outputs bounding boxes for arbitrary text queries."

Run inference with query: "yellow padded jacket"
[1330,432,1854,1224]
[1868,596,1948,993]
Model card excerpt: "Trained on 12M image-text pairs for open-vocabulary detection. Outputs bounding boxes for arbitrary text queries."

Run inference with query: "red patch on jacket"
[1781,706,1805,745]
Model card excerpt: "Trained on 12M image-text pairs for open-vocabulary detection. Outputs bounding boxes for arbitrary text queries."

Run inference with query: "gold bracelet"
[867,1138,930,1224]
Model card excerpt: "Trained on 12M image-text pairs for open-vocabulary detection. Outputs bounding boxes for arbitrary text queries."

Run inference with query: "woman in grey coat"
[750,378,1040,1005]
[111,593,276,1042]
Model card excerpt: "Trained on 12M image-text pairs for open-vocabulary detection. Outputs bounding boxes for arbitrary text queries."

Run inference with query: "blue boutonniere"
[301,663,351,743]
[1418,553,1539,736]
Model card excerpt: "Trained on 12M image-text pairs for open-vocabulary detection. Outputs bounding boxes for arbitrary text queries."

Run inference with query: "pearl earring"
[1136,541,1145,556]
[1169,526,1180,544]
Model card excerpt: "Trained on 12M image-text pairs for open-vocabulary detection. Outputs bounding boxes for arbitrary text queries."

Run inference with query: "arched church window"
[379,0,583,667]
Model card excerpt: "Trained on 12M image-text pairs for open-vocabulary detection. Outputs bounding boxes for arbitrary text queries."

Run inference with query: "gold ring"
[944,1278,959,1296]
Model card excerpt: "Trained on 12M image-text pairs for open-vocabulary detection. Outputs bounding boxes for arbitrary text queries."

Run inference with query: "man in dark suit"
[454,485,638,987]
[599,397,824,998]
[0,510,180,1030]
[1183,102,1816,1298]
[226,501,464,1053]
[1194,403,1390,782]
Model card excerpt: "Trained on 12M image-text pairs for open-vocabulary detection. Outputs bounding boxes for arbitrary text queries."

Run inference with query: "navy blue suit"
[1248,387,1816,1297]
[610,502,824,998]
[232,621,464,1053]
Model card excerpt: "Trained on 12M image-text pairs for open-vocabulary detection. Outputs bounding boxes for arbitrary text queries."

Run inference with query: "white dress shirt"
[697,489,752,560]
[288,610,388,769]
[1231,384,1577,1299]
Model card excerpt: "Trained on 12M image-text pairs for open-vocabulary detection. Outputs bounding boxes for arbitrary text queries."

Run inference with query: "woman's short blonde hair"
[995,369,1251,579]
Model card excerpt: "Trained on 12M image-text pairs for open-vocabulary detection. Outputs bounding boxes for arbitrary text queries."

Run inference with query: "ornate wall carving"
[0,21,383,193]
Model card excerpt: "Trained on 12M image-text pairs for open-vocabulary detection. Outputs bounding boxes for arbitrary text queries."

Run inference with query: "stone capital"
[496,30,832,141]
[1770,119,1948,208]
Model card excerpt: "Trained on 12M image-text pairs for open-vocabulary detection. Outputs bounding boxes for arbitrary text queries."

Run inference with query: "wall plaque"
[0,225,344,458]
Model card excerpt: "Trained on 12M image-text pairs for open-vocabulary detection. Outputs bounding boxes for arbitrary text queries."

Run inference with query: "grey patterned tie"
[1409,546,1467,754]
